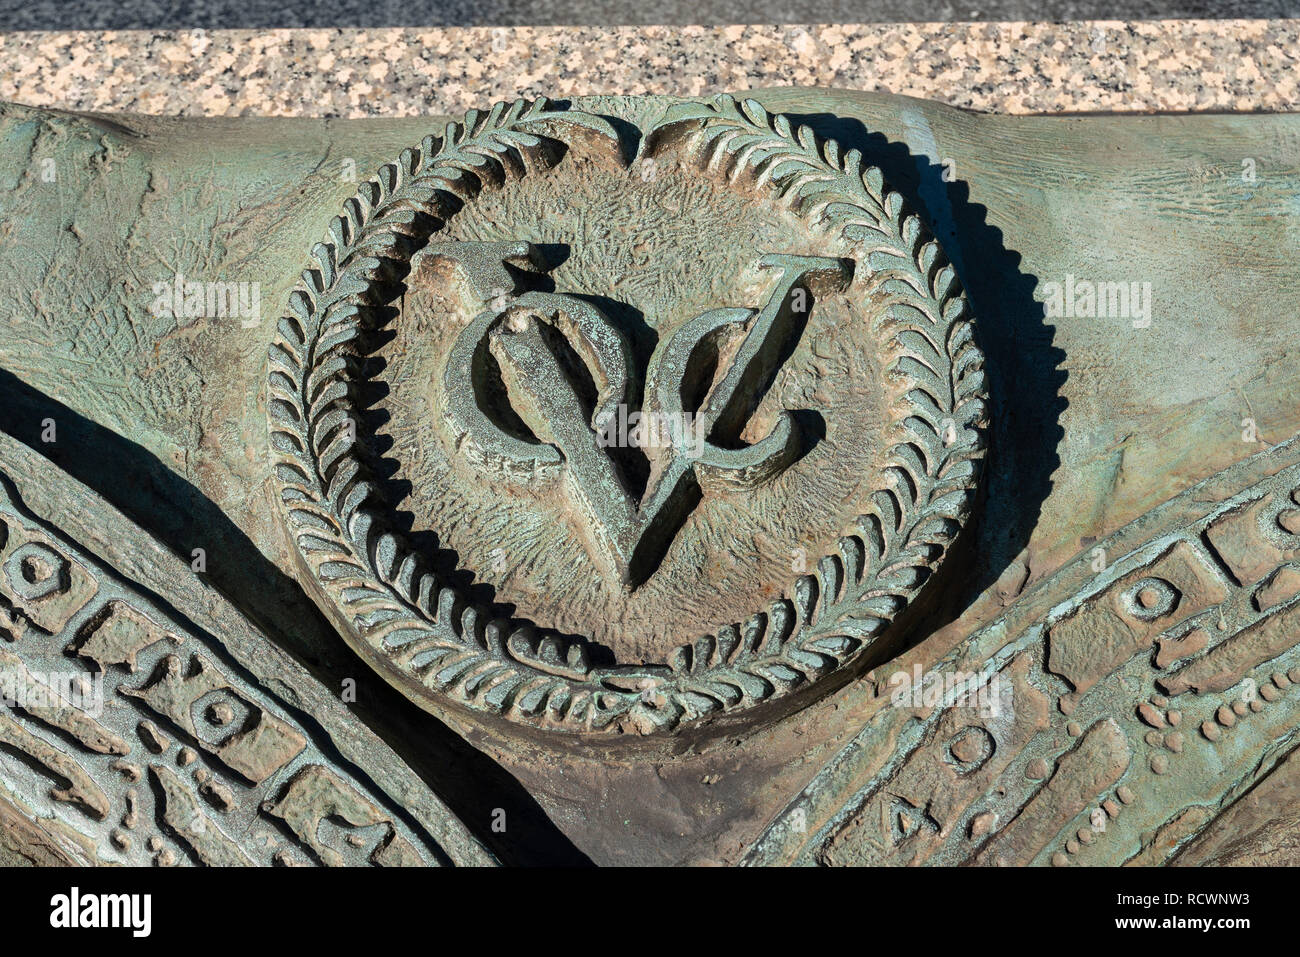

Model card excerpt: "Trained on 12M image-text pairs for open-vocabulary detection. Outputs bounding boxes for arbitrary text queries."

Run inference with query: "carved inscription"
[748,440,1300,866]
[0,463,487,866]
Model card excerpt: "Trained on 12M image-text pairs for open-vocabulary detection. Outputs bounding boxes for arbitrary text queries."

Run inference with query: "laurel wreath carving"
[267,94,988,735]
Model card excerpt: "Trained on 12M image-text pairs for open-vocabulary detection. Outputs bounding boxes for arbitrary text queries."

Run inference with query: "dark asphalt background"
[0,0,1294,29]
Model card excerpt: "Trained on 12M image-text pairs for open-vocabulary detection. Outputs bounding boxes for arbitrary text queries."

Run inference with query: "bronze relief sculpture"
[267,96,985,737]
[1,88,1299,867]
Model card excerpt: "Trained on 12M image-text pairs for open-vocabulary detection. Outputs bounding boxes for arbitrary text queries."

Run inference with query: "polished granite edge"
[0,20,1296,117]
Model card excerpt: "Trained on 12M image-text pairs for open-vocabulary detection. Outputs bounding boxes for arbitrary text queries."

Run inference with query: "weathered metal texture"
[0,89,1299,865]
[0,431,494,866]
[748,436,1300,865]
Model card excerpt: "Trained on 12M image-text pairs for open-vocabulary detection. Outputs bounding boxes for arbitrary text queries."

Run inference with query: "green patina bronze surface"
[0,89,1298,865]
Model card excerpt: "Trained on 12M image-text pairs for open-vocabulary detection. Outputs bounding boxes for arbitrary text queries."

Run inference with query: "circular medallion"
[267,95,988,735]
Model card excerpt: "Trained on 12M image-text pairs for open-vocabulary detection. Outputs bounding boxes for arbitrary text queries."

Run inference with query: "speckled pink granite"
[1,21,1297,117]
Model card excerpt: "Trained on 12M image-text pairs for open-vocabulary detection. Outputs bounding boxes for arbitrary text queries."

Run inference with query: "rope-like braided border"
[267,94,988,735]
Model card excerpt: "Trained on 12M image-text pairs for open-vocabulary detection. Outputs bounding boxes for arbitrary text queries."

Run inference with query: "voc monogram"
[433,241,853,587]
[269,96,986,733]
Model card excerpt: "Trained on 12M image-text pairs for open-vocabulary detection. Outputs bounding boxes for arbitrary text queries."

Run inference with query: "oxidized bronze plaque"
[4,86,1300,874]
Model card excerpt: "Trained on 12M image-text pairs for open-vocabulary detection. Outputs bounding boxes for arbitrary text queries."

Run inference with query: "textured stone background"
[0,0,1297,27]
[1,21,1298,116]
